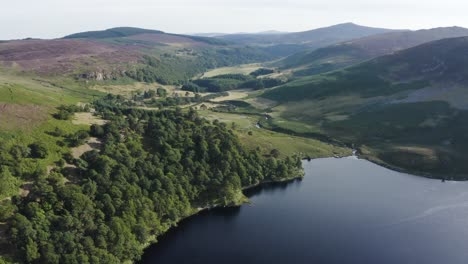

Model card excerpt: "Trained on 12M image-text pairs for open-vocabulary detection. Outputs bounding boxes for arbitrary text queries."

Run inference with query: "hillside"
[63,27,165,39]
[217,23,394,46]
[261,37,468,179]
[280,26,468,76]
[64,27,227,45]
[212,23,396,57]
[0,27,273,85]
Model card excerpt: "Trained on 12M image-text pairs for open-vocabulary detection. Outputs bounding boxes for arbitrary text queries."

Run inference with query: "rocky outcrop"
[78,69,127,81]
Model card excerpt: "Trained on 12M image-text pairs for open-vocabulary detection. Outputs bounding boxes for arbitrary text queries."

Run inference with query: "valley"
[1,21,468,263]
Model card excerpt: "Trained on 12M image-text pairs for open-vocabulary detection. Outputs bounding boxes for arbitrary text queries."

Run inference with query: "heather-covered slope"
[0,27,274,84]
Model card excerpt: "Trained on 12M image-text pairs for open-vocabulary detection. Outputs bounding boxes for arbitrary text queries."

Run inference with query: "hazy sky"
[1,0,467,39]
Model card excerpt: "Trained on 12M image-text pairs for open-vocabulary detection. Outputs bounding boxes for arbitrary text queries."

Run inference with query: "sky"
[1,0,467,39]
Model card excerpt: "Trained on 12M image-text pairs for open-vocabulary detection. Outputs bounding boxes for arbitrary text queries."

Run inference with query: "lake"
[141,156,468,264]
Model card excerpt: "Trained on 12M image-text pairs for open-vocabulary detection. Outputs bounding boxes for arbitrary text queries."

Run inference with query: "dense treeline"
[182,74,286,93]
[4,97,303,263]
[125,46,274,85]
[249,68,275,77]
[128,87,229,108]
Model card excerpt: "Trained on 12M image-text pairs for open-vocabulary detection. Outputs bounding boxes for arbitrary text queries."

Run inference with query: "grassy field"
[200,63,263,78]
[0,72,100,186]
[198,110,351,158]
[0,75,95,106]
[210,90,251,102]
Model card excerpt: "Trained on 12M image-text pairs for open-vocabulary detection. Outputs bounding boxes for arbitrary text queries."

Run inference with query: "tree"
[9,145,30,160]
[25,238,40,263]
[270,149,280,158]
[29,143,48,159]
[144,90,156,99]
[0,166,19,199]
[68,130,89,147]
[0,200,16,221]
[156,87,167,97]
[90,124,105,137]
[231,122,238,130]
[53,109,73,120]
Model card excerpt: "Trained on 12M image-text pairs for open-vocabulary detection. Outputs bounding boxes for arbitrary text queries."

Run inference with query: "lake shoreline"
[141,156,468,264]
[357,151,468,181]
[137,168,304,263]
[139,151,464,263]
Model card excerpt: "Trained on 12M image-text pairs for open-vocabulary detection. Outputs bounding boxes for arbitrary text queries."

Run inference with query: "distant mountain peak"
[63,27,165,39]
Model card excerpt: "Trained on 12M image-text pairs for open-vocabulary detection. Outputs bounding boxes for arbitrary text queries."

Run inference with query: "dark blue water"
[141,157,468,264]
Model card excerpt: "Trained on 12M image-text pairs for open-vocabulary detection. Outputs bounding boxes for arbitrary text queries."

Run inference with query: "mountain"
[191,32,227,37]
[63,27,227,45]
[280,26,468,76]
[217,23,396,47]
[261,37,468,179]
[256,30,288,35]
[0,27,274,84]
[217,23,395,45]
[63,27,165,39]
[211,23,396,57]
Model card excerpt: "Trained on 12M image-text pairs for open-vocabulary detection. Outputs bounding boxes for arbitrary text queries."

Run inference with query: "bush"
[0,166,19,199]
[53,105,88,120]
[90,124,105,137]
[68,130,90,147]
[157,87,167,97]
[28,143,48,159]
[53,109,73,120]
[9,145,30,160]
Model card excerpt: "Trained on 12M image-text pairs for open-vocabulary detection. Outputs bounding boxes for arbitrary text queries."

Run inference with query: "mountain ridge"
[217,22,396,46]
[280,26,468,76]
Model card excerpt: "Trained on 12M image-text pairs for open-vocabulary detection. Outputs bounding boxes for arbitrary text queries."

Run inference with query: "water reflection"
[244,178,302,198]
[205,206,242,221]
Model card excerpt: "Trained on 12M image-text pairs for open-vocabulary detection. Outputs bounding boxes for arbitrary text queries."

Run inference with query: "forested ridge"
[0,96,303,263]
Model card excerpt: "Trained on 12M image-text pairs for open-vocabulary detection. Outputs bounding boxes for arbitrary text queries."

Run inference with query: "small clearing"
[71,137,101,159]
[19,182,33,198]
[72,112,106,126]
[210,90,251,102]
[90,82,165,96]
[201,64,263,78]
[0,103,48,130]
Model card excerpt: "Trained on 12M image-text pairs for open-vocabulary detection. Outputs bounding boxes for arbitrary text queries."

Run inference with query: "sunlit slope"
[261,37,468,179]
[279,26,468,76]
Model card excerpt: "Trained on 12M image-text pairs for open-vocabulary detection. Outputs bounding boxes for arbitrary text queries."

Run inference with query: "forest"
[0,96,303,263]
[182,74,286,93]
[123,46,275,85]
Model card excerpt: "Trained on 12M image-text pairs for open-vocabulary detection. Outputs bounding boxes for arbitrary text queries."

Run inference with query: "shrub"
[28,143,48,159]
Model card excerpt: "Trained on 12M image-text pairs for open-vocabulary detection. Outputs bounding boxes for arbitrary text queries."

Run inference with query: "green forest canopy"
[1,96,303,263]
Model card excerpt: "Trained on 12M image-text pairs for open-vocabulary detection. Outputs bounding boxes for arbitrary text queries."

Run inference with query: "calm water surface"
[141,156,468,264]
